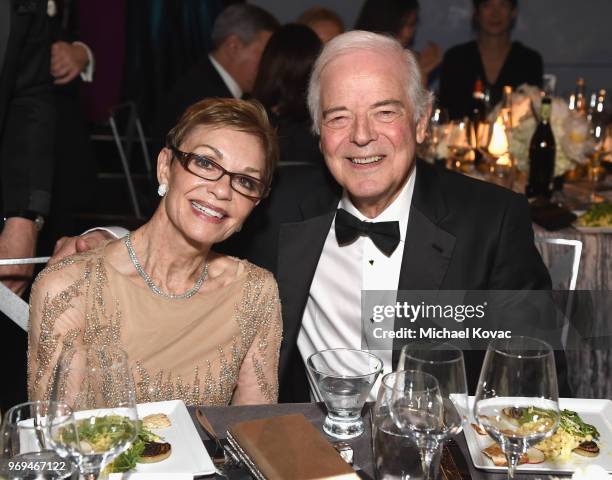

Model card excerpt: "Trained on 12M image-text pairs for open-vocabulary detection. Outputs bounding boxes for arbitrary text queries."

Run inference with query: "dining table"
[457,165,612,400]
[189,402,571,480]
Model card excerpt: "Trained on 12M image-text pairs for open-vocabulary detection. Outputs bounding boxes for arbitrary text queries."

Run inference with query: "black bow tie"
[334,208,401,256]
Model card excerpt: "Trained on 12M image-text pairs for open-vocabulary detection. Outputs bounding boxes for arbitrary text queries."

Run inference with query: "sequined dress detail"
[27,246,282,406]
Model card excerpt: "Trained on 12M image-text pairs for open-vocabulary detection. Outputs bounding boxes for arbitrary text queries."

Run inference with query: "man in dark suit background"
[0,0,54,410]
[154,4,278,148]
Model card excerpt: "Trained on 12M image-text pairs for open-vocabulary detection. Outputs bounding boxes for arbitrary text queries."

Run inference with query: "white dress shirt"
[298,167,416,399]
[208,54,242,99]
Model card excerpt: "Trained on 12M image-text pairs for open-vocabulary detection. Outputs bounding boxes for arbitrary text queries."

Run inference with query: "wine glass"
[474,336,560,479]
[307,348,383,439]
[46,345,139,480]
[0,401,78,479]
[447,119,477,172]
[387,370,444,480]
[398,343,468,438]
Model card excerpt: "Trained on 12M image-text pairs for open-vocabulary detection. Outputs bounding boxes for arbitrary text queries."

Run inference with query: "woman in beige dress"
[28,98,282,406]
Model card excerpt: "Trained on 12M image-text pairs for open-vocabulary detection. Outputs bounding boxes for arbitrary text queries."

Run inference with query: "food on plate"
[573,441,600,457]
[106,421,169,473]
[575,202,612,228]
[59,415,138,454]
[480,408,601,465]
[471,422,487,435]
[143,413,172,429]
[138,440,172,463]
[482,444,544,466]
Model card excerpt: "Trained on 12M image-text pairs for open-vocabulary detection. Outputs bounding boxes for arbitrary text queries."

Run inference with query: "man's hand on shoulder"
[50,230,113,265]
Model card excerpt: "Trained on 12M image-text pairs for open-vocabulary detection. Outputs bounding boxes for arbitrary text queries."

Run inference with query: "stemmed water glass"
[46,345,139,480]
[307,348,383,439]
[0,401,78,479]
[398,343,468,436]
[387,370,445,480]
[474,336,560,479]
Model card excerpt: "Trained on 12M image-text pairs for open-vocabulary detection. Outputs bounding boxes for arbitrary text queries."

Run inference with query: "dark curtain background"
[123,0,242,132]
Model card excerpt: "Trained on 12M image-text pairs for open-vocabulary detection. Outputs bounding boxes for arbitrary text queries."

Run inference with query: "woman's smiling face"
[157,125,266,246]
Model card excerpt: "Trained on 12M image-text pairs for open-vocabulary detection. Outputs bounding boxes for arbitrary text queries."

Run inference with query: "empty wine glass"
[387,370,444,480]
[307,348,382,439]
[46,345,138,480]
[0,401,78,479]
[447,119,477,172]
[474,336,560,479]
[398,343,468,438]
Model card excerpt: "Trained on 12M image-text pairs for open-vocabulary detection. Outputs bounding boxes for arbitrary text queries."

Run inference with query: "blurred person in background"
[252,24,323,165]
[155,3,279,149]
[438,0,542,120]
[297,6,344,44]
[41,0,97,252]
[0,0,54,411]
[354,0,441,86]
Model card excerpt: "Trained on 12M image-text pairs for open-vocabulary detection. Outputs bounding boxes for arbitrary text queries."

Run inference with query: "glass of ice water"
[0,401,78,479]
[307,348,383,439]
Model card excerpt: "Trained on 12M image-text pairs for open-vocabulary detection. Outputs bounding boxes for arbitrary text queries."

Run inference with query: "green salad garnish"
[60,415,138,453]
[577,202,612,227]
[106,422,162,473]
[559,409,600,440]
[518,406,558,424]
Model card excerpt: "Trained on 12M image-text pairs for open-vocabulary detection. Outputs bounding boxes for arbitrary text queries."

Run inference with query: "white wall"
[251,0,612,97]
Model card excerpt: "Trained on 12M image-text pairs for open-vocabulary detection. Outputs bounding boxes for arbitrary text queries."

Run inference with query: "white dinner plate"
[465,397,612,474]
[126,400,215,477]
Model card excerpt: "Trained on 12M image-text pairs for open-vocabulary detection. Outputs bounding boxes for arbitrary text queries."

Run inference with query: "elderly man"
[53,32,556,402]
[155,4,278,146]
[269,31,551,401]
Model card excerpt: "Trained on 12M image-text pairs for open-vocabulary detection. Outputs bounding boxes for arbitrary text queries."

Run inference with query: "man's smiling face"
[318,48,428,218]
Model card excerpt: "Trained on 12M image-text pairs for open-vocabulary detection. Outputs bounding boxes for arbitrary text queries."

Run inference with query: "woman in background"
[297,6,344,44]
[252,24,323,164]
[439,0,543,120]
[354,0,441,85]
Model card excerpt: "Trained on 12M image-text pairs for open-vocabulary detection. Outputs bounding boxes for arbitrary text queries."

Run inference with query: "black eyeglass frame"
[169,146,270,200]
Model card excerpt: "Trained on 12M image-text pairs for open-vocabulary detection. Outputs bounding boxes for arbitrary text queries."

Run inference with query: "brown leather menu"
[226,414,359,480]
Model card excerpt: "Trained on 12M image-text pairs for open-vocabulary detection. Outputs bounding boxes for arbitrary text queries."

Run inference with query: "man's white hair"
[307,30,433,134]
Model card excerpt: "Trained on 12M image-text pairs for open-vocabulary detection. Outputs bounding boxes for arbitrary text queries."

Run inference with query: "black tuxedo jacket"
[226,161,554,401]
[154,56,233,150]
[0,0,55,216]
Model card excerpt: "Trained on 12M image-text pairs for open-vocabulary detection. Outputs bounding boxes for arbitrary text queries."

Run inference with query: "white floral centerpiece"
[493,84,594,177]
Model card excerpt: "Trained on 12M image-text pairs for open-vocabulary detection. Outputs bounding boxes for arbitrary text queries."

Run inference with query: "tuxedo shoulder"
[434,166,527,208]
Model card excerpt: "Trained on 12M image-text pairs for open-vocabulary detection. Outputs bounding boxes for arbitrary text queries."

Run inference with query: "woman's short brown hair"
[166,98,279,186]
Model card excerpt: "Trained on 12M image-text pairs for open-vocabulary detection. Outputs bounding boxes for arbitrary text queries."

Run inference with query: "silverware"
[195,407,241,474]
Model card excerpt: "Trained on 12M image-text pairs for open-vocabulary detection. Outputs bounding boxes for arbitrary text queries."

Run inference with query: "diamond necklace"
[124,232,208,300]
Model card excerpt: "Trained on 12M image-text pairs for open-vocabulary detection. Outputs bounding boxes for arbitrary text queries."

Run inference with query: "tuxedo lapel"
[277,185,339,379]
[393,162,456,365]
[0,0,11,81]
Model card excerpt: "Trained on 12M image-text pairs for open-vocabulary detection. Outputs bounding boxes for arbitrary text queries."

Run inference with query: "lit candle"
[488,116,509,157]
[496,153,512,166]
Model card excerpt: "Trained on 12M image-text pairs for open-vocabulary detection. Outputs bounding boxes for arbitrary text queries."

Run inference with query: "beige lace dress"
[27,245,282,406]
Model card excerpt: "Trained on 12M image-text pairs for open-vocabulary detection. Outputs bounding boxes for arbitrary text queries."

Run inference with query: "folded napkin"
[227,414,359,480]
[530,200,577,231]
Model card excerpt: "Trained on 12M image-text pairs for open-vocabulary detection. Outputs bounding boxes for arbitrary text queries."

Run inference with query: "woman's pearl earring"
[158,183,168,197]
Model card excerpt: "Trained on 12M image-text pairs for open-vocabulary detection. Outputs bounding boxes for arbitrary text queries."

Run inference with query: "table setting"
[1,342,610,480]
